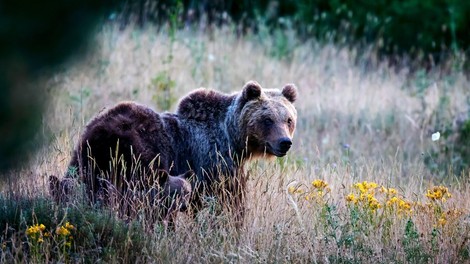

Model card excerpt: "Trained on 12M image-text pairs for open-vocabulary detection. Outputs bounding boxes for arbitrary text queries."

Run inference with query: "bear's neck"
[176,90,250,175]
[224,99,252,163]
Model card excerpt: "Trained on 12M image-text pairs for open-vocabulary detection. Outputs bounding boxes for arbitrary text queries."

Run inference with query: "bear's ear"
[181,170,194,180]
[242,80,262,101]
[282,84,297,103]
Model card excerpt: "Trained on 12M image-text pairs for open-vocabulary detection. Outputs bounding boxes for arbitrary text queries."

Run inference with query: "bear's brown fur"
[57,80,297,224]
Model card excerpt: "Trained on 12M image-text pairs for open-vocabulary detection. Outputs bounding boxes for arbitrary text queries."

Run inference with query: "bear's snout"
[278,137,293,153]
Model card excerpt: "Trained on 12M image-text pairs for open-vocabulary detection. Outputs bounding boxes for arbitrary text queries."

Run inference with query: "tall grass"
[1,23,469,262]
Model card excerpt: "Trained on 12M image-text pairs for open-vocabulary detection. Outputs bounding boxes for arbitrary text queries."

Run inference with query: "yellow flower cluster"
[26,222,75,248]
[311,179,331,196]
[346,182,414,214]
[312,179,329,190]
[26,224,51,243]
[56,222,75,248]
[288,185,304,195]
[437,217,447,226]
[289,179,462,224]
[288,179,331,202]
[56,226,70,236]
[56,222,75,237]
[305,179,331,201]
[353,181,379,194]
[347,193,381,210]
[426,186,452,201]
[380,186,398,196]
[26,224,46,237]
[386,196,413,215]
[347,181,381,211]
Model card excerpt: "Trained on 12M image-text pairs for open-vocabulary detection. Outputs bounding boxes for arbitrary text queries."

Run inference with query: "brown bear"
[56,80,297,224]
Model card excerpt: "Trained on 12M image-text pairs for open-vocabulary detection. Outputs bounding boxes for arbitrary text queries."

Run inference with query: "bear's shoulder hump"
[176,88,234,121]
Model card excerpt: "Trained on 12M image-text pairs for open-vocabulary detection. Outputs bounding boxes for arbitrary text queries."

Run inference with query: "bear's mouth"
[265,143,289,157]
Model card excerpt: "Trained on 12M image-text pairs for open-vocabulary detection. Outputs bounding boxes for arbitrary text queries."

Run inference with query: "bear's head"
[238,80,298,158]
[159,170,193,214]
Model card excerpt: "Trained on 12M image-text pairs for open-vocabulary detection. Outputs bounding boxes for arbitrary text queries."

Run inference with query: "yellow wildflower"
[368,196,381,211]
[312,179,328,190]
[288,186,295,194]
[359,192,367,201]
[288,186,304,195]
[26,224,44,236]
[386,196,399,206]
[304,193,314,201]
[399,200,411,210]
[64,222,75,230]
[26,227,35,236]
[426,186,451,201]
[354,181,379,194]
[56,226,71,237]
[346,193,357,204]
[398,199,412,215]
[385,196,413,215]
[354,182,367,193]
[305,192,324,201]
[366,182,379,189]
[380,186,397,195]
[438,217,447,226]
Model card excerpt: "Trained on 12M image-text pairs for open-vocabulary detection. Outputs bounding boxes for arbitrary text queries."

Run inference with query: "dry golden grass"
[2,23,470,263]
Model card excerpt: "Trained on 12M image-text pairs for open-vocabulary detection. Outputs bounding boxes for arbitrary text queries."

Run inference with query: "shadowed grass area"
[1,23,469,262]
[0,194,148,262]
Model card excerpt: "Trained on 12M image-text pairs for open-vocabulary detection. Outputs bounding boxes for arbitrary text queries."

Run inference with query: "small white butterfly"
[432,132,440,141]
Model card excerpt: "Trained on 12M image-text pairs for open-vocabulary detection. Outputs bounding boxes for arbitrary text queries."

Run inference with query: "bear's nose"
[279,138,292,151]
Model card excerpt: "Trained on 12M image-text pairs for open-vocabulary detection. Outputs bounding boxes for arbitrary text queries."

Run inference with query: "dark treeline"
[116,0,470,62]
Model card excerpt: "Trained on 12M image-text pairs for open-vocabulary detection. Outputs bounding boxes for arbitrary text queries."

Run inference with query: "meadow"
[1,22,470,263]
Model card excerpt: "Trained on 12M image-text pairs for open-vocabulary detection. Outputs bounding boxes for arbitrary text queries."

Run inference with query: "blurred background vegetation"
[115,0,470,65]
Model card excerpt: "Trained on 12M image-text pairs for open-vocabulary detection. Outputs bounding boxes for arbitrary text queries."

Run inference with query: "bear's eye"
[264,118,274,126]
[287,118,293,126]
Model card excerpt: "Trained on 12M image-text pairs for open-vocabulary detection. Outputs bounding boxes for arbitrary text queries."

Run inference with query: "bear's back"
[177,88,235,122]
